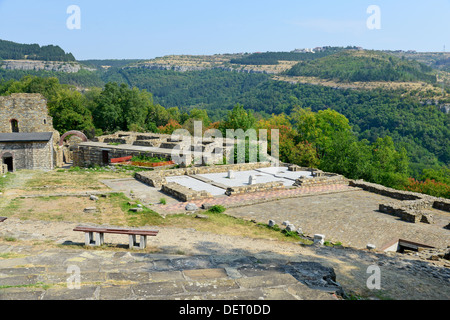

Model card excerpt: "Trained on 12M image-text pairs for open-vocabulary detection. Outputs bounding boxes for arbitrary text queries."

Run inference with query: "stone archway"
[58,130,88,146]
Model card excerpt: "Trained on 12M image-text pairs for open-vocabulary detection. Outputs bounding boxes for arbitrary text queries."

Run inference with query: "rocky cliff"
[0,59,95,73]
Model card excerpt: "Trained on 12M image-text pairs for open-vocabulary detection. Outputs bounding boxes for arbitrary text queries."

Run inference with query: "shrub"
[208,205,226,213]
[402,178,450,198]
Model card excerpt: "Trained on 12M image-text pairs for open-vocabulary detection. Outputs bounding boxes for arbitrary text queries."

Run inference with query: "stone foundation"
[161,182,212,202]
[293,174,348,187]
[379,203,423,223]
[135,162,272,189]
[349,180,423,201]
[352,179,449,225]
[225,181,285,196]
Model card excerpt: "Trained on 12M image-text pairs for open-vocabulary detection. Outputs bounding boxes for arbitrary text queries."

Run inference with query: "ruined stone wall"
[293,174,348,187]
[73,145,172,168]
[135,162,272,188]
[0,93,55,133]
[161,183,212,202]
[0,140,54,171]
[349,180,423,201]
[351,180,450,223]
[225,181,285,196]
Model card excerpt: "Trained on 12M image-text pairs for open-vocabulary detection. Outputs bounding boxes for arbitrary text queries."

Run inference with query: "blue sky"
[0,0,449,60]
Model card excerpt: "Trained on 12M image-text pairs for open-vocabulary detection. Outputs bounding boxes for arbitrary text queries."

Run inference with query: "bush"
[402,178,450,199]
[208,205,226,213]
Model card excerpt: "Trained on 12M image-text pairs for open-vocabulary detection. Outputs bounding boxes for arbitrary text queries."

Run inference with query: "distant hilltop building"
[292,48,315,53]
[0,93,63,173]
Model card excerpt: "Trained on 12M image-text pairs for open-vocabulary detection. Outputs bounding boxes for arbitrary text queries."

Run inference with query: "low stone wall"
[433,199,450,212]
[349,180,423,201]
[379,203,423,223]
[293,174,348,187]
[161,182,212,202]
[350,180,450,216]
[225,181,285,196]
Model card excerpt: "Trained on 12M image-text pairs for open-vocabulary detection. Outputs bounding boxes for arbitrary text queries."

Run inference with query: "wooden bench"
[73,226,158,249]
[0,217,7,223]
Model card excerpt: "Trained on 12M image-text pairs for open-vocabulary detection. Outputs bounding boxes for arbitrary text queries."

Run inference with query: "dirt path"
[1,217,449,300]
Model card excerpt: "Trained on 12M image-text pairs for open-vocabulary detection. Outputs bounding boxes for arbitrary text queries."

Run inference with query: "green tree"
[221,104,256,132]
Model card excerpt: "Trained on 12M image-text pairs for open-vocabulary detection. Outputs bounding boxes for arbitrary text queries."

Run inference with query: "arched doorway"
[59,130,88,146]
[2,153,14,172]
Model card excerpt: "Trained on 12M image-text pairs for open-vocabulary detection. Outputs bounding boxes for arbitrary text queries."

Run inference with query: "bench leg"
[85,232,95,246]
[96,233,104,246]
[129,235,137,249]
[129,235,147,249]
[140,236,147,249]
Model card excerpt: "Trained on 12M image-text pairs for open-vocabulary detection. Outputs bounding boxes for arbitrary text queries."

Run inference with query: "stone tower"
[0,93,55,134]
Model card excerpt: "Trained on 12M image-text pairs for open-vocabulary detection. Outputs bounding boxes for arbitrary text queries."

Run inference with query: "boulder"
[185,203,199,211]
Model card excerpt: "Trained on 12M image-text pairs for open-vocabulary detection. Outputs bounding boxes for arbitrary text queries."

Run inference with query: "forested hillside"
[0,39,75,61]
[285,50,437,83]
[229,46,351,65]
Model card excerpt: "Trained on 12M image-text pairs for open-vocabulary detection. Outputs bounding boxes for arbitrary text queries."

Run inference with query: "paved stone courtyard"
[225,190,450,250]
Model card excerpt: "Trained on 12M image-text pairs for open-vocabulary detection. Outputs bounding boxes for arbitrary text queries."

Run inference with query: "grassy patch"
[0,252,27,259]
[0,172,13,192]
[0,282,52,290]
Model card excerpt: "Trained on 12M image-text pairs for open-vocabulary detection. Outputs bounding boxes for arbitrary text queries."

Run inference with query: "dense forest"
[285,50,437,83]
[0,39,75,62]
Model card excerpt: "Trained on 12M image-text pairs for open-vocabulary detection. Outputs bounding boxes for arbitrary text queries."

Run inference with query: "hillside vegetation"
[229,46,353,65]
[0,39,75,62]
[285,50,437,83]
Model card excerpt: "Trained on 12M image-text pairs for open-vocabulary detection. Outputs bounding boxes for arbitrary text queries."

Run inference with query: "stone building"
[0,93,63,173]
